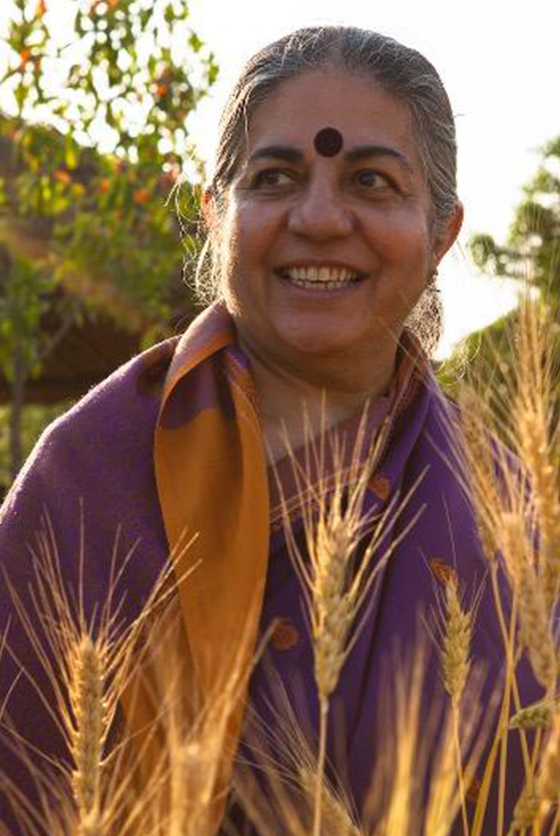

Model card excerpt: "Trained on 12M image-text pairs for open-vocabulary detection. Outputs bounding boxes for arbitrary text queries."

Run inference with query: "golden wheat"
[5,297,560,836]
[70,634,107,832]
[509,782,539,835]
[277,402,424,836]
[510,698,557,731]
[299,767,362,836]
[439,578,473,707]
[537,710,560,818]
[514,301,560,616]
[499,511,556,693]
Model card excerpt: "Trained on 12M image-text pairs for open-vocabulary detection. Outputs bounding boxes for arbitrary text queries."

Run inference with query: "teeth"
[286,278,355,291]
[283,265,359,283]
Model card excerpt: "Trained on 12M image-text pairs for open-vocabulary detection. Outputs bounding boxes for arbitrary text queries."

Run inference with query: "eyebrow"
[247,145,305,165]
[345,144,412,172]
[247,143,412,172]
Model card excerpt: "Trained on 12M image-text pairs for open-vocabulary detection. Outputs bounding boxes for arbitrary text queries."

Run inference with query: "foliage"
[0,0,217,338]
[0,252,56,383]
[0,402,69,493]
[440,136,560,400]
[0,0,218,480]
[469,136,560,298]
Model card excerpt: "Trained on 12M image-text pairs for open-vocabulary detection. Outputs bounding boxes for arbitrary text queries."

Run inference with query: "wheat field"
[1,297,560,836]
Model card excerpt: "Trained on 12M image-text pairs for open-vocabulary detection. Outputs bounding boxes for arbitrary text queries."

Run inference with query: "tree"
[0,0,218,480]
[470,136,560,299]
[439,136,560,402]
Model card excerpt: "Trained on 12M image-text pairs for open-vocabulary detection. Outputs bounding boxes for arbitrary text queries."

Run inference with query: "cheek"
[384,212,434,280]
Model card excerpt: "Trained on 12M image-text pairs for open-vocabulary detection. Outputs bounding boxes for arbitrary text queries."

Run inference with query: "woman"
[0,25,540,835]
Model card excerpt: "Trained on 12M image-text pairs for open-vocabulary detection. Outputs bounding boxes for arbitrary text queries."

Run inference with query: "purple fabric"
[246,373,541,835]
[0,333,543,835]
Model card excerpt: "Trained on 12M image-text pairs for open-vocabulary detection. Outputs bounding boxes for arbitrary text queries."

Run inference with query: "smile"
[276,264,365,291]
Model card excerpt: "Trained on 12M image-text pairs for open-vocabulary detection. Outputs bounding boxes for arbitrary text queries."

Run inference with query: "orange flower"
[19,50,32,70]
[35,0,47,15]
[133,188,150,204]
[53,169,71,184]
[99,178,111,193]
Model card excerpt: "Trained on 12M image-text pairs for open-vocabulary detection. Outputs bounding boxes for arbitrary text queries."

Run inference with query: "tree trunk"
[9,346,27,484]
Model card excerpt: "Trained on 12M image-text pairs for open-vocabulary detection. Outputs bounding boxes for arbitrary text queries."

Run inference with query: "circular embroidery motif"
[370,472,391,501]
[429,557,458,587]
[271,618,300,651]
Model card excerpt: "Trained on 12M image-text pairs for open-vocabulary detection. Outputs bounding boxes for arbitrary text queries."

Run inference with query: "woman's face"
[209,70,462,380]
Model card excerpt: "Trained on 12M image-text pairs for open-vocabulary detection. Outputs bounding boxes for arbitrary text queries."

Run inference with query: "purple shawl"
[0,305,543,835]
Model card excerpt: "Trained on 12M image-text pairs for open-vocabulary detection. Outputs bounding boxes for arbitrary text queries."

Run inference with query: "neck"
[239,338,397,465]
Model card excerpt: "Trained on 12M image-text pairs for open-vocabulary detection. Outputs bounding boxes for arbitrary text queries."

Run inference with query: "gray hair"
[197,26,460,353]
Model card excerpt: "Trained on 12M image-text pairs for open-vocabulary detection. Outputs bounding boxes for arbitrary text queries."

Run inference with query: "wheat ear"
[299,767,362,836]
[537,709,560,821]
[510,698,558,731]
[70,635,107,833]
[436,577,476,836]
[508,783,539,835]
[499,512,556,693]
[439,578,473,707]
[278,402,423,836]
[514,299,560,616]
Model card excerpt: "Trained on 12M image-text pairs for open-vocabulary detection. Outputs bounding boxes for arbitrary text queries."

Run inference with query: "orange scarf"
[121,301,426,828]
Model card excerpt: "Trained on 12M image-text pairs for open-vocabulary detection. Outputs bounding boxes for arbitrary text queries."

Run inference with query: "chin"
[278,331,360,359]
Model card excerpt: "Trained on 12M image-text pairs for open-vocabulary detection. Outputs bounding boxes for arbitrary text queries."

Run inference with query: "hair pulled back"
[199,26,460,353]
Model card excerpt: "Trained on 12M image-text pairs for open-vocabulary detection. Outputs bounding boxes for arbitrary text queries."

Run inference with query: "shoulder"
[40,337,176,450]
[3,337,179,514]
[57,336,178,434]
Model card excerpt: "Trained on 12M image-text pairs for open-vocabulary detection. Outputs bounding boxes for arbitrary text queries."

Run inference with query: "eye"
[251,168,295,188]
[354,169,394,190]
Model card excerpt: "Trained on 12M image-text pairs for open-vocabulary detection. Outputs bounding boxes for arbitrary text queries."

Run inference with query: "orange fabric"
[154,303,270,696]
[120,303,270,831]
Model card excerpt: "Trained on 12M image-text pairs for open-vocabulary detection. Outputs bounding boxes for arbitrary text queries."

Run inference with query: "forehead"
[244,70,421,168]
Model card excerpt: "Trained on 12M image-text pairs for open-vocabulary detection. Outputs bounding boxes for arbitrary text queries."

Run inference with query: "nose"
[287,173,353,240]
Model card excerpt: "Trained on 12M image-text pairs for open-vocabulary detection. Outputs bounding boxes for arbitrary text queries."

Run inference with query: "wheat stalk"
[456,388,504,562]
[276,401,424,836]
[514,300,560,616]
[432,574,477,836]
[1,512,201,836]
[365,639,488,836]
[233,675,365,836]
[499,511,556,693]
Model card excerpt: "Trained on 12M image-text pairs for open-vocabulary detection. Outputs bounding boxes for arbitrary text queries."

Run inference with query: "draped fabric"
[118,300,431,826]
[0,301,542,835]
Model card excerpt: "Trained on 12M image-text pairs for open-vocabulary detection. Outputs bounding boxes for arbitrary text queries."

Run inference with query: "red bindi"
[314,127,343,157]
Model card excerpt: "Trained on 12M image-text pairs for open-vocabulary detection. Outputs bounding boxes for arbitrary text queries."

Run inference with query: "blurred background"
[0,0,558,494]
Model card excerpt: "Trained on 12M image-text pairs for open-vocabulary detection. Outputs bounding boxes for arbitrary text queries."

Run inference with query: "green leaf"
[188,31,203,53]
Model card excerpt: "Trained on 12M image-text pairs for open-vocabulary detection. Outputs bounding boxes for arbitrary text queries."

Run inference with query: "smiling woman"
[0,24,541,836]
[205,67,462,461]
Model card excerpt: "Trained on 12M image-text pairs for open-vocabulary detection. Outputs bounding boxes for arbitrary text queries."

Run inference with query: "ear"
[433,201,464,266]
[202,187,215,230]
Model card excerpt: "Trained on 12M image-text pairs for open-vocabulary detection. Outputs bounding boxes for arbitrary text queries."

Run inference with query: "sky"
[2,0,559,356]
[184,0,560,356]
